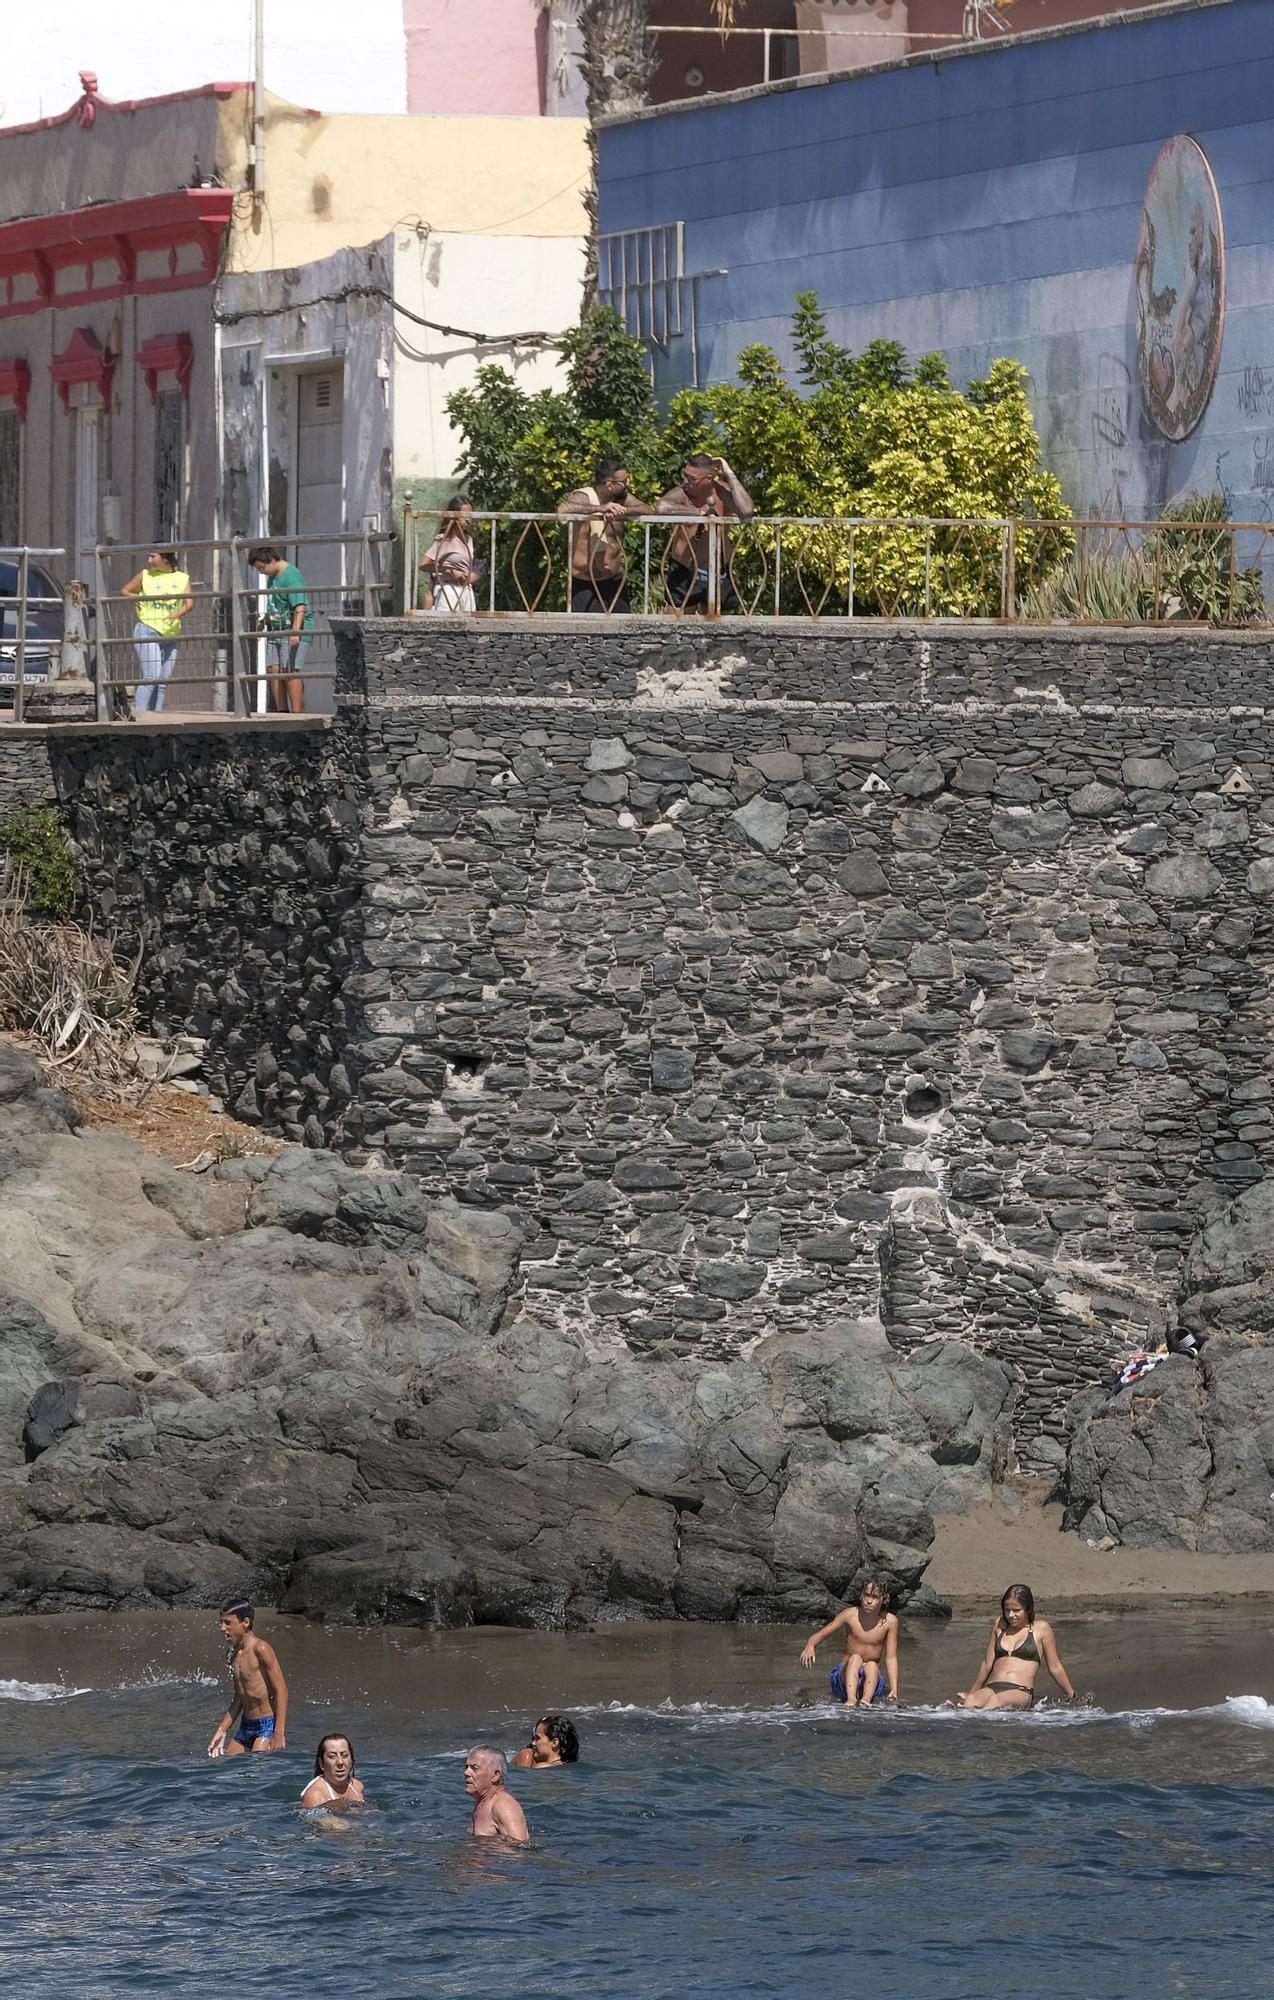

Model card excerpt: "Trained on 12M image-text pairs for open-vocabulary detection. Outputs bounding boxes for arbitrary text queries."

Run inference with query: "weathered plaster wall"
[0,91,229,222]
[598,0,1274,521]
[2,285,221,577]
[334,616,1274,1468]
[217,240,395,542]
[390,229,587,506]
[226,114,589,275]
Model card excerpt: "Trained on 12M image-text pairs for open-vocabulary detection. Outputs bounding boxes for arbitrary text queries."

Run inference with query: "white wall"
[391,229,587,501]
[2,0,407,125]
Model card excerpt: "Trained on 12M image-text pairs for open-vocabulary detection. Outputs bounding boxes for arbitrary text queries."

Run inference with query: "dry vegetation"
[0,862,277,1167]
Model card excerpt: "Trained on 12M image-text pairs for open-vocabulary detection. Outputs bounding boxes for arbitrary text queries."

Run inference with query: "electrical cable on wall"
[214,281,560,351]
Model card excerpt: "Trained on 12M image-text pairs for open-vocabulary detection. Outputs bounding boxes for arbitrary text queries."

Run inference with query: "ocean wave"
[0,1669,220,1701]
[0,1678,91,1702]
[565,1694,1274,1731]
[1212,1694,1274,1730]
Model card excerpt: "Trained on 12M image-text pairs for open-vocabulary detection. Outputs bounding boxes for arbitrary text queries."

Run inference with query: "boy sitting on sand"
[799,1575,899,1706]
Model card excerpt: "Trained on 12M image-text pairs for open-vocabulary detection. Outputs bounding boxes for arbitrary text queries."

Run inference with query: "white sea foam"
[566,1694,1274,1731]
[0,1678,91,1702]
[114,1671,219,1691]
[0,1669,219,1701]
[1212,1694,1274,1730]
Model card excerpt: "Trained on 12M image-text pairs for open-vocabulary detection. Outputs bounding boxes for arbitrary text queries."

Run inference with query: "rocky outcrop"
[0,1043,1012,1624]
[1062,1180,1274,1553]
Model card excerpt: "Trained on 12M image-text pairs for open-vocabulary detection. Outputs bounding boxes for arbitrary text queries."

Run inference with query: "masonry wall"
[336,616,1274,1467]
[46,719,366,1145]
[8,613,1274,1469]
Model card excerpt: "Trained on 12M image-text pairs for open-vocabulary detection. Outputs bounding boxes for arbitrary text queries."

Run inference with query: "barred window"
[0,408,20,546]
[153,389,184,542]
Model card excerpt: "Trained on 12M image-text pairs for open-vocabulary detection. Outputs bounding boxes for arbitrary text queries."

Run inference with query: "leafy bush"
[444,295,1069,616]
[0,803,75,918]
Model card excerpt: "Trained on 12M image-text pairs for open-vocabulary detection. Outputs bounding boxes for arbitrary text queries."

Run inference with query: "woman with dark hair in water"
[301,1733,365,1807]
[512,1714,580,1768]
[955,1585,1077,1711]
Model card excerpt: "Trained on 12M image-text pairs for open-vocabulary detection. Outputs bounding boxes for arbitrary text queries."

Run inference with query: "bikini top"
[993,1624,1040,1664]
[303,1777,338,1803]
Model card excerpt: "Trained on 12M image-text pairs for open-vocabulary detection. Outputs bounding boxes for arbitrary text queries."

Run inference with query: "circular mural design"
[1135,135,1225,443]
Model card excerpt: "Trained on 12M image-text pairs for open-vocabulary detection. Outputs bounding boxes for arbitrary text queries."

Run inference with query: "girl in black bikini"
[955,1584,1078,1710]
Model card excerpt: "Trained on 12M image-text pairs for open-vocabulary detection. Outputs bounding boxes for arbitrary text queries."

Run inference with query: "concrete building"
[597,0,1274,521]
[0,76,588,580]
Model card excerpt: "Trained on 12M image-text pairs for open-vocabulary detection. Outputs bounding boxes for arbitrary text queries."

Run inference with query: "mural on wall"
[1134,135,1225,444]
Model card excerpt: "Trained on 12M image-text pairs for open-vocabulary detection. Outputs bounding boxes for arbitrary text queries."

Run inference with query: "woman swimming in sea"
[301,1732,365,1808]
[954,1584,1077,1710]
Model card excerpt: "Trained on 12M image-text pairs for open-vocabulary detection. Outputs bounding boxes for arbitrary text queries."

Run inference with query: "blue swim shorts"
[234,1714,276,1748]
[830,1662,888,1704]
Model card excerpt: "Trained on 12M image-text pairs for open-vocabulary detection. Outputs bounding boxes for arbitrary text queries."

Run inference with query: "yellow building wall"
[219,96,590,273]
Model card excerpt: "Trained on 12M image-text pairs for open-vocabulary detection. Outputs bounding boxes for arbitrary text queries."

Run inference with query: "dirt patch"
[63,1080,281,1169]
[7,1032,279,1170]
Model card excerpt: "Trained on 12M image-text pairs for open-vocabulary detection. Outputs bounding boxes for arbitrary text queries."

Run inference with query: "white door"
[293,368,344,713]
[296,367,344,594]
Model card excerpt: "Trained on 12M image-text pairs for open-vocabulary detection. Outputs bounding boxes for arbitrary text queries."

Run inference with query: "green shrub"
[444,295,1070,617]
[0,803,76,918]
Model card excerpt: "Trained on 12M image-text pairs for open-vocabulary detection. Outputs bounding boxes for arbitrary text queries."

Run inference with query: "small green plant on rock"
[0,804,75,919]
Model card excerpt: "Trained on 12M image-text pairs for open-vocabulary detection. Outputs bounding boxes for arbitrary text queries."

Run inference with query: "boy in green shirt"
[248,545,311,713]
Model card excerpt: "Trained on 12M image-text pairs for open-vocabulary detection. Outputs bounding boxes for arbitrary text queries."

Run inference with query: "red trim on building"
[0,81,252,140]
[0,78,321,139]
[50,326,114,409]
[0,359,31,420]
[0,189,235,321]
[137,331,194,400]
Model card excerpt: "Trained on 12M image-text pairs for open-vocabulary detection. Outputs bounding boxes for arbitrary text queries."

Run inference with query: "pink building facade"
[404,0,1170,118]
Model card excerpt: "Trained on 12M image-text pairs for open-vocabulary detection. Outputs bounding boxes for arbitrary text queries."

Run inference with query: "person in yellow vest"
[121,547,193,716]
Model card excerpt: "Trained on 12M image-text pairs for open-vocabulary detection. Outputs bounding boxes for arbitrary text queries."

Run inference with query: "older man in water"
[465,1745,529,1842]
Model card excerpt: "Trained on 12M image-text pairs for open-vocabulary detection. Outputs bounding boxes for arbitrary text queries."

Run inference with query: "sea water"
[0,1611,1271,1998]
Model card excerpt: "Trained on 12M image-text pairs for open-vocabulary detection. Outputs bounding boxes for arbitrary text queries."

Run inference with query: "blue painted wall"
[598,0,1274,521]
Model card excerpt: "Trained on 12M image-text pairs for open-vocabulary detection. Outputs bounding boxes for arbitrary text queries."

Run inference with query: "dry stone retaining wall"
[7,618,1274,1469]
[45,720,365,1146]
[335,618,1274,1468]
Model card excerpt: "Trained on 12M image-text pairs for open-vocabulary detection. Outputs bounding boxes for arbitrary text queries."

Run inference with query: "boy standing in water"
[799,1576,900,1706]
[207,1599,289,1756]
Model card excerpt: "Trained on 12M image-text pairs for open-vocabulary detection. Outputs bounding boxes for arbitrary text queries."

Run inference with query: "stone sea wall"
[336,618,1274,1468]
[4,617,1273,1471]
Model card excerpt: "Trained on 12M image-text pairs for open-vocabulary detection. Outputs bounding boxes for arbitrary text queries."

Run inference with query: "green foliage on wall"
[444,295,1070,614]
[0,804,76,919]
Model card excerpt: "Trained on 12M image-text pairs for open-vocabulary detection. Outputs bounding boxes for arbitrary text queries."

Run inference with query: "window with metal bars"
[0,409,20,546]
[153,389,184,542]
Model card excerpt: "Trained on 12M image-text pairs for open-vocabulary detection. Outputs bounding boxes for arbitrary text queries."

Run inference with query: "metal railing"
[91,530,395,721]
[0,548,67,724]
[402,507,1274,627]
